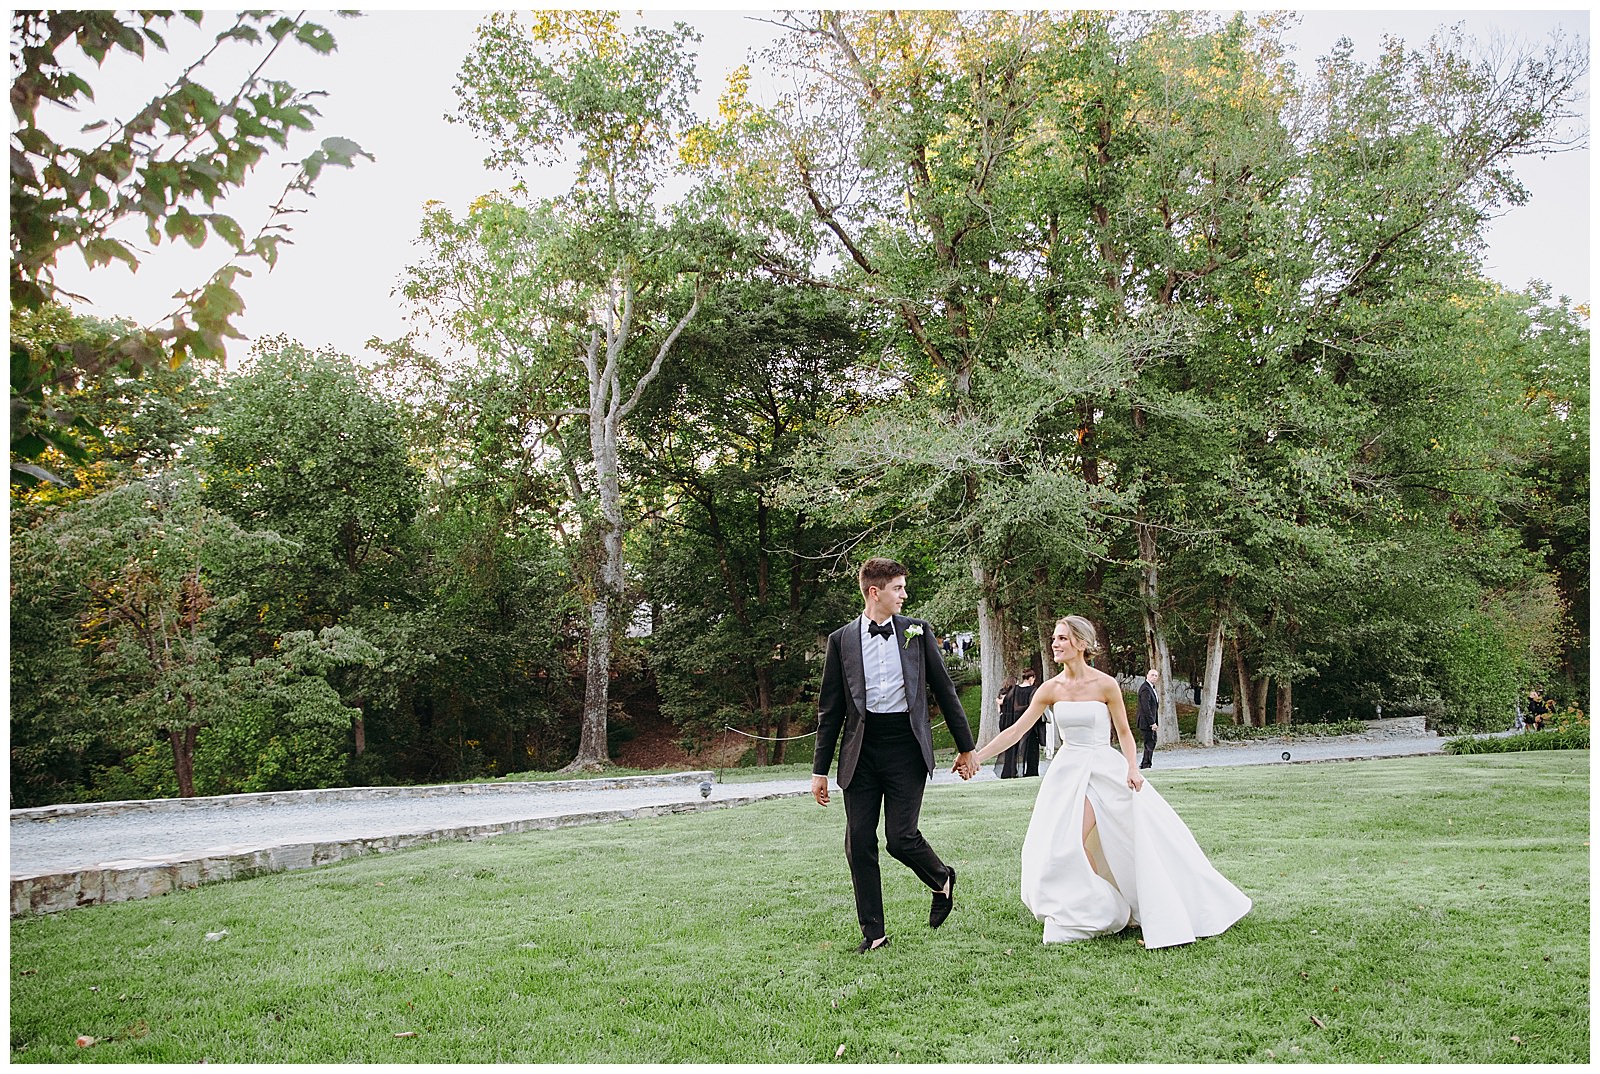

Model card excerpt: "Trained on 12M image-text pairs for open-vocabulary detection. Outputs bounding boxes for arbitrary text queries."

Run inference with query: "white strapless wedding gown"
[1020,700,1251,948]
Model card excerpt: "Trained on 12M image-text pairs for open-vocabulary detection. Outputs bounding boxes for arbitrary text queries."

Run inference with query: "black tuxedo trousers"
[843,713,949,941]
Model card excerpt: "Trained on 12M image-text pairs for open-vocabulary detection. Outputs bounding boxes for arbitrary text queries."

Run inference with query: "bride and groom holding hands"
[810,557,1251,953]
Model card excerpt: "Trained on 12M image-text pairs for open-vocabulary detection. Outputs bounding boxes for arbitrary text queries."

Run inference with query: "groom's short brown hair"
[858,557,908,598]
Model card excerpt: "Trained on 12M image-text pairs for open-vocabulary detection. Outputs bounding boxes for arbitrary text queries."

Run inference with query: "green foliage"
[10,10,369,484]
[9,469,296,800]
[202,339,423,639]
[1499,288,1591,690]
[1443,724,1589,755]
[10,303,220,511]
[8,13,1591,800]
[405,11,757,771]
[1213,719,1369,741]
[756,11,1588,739]
[10,454,386,802]
[454,11,700,207]
[76,744,178,803]
[628,282,866,761]
[1426,578,1567,734]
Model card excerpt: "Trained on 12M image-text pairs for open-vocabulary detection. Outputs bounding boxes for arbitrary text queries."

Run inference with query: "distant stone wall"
[10,771,714,824]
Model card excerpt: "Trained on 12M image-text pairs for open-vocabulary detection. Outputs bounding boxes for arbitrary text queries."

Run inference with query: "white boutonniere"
[903,623,923,648]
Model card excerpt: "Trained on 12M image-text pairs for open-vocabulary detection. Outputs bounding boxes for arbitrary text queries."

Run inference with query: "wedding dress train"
[1019,700,1251,949]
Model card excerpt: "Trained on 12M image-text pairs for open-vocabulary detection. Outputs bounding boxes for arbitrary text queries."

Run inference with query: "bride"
[966,615,1251,948]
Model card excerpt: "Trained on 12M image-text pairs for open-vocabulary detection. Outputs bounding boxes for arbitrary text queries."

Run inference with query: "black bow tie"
[868,620,894,639]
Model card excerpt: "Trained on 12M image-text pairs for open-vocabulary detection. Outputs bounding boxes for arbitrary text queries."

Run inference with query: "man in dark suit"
[1137,667,1160,769]
[811,557,978,953]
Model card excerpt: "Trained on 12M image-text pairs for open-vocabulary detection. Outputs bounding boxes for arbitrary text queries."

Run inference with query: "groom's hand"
[811,775,830,806]
[953,751,977,780]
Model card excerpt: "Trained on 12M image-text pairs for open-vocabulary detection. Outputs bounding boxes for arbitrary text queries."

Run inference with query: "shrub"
[1214,719,1368,741]
[1443,724,1589,755]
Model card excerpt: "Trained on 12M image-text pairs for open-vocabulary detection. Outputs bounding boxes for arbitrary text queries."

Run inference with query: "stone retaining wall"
[11,782,800,916]
[10,771,716,824]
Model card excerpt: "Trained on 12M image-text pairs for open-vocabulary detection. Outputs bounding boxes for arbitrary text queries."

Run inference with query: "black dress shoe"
[930,866,956,928]
[855,935,890,953]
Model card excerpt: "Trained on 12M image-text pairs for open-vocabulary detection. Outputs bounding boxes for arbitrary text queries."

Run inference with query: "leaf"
[295,23,337,53]
[318,136,367,167]
[208,214,245,251]
[1310,1015,1326,1029]
[82,237,140,271]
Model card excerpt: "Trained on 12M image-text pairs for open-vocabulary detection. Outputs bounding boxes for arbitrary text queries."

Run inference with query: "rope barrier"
[723,717,960,742]
[723,726,818,742]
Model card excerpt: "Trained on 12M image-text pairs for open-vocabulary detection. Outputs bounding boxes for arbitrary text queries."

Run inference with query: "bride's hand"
[1127,767,1144,792]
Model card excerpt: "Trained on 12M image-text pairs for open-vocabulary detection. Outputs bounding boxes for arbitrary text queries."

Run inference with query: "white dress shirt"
[860,615,910,713]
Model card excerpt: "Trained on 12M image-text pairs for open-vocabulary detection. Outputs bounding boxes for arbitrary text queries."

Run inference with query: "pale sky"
[42,6,1592,366]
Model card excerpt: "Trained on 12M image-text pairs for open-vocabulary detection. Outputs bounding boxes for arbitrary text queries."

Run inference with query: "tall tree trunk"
[1195,614,1225,745]
[350,696,367,757]
[1033,565,1056,678]
[1082,564,1113,669]
[1137,513,1178,745]
[974,560,1006,749]
[1077,410,1113,665]
[1231,638,1252,727]
[169,724,197,798]
[1153,631,1177,745]
[574,596,613,769]
[565,278,705,773]
[572,463,623,771]
[754,664,773,766]
[772,690,789,766]
[1250,676,1270,728]
[1276,678,1293,727]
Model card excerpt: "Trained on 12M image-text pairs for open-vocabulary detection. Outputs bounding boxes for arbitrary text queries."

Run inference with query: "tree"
[12,470,299,796]
[10,302,219,515]
[202,340,422,630]
[405,12,746,771]
[627,282,866,762]
[1501,288,1589,698]
[752,10,1079,747]
[10,10,369,484]
[201,339,422,759]
[363,340,586,779]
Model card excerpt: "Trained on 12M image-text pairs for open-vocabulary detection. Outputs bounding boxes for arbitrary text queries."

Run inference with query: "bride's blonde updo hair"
[1056,615,1103,655]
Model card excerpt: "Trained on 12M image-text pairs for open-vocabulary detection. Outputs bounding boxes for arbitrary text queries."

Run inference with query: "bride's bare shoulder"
[1089,667,1122,697]
[1035,676,1068,703]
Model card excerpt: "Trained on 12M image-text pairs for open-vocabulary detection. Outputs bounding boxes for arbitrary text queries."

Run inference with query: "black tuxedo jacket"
[1137,680,1159,731]
[812,614,975,789]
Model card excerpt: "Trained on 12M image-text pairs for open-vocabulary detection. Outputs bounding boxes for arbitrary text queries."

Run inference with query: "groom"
[811,557,978,953]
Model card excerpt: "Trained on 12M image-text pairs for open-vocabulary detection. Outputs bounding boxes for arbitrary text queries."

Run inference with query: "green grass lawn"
[10,752,1588,1063]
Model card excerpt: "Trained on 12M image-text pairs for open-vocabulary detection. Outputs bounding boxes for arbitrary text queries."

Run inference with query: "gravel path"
[10,726,1444,880]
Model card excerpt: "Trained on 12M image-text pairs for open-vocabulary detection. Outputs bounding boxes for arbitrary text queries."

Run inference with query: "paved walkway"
[10,722,1447,916]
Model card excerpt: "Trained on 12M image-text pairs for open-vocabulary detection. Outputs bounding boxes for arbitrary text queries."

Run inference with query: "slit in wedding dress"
[1082,798,1121,892]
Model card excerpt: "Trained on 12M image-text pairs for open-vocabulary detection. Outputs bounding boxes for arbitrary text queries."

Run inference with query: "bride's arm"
[1104,678,1144,787]
[972,684,1054,765]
